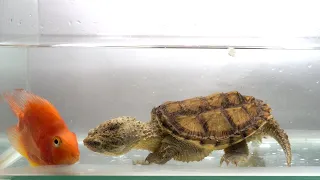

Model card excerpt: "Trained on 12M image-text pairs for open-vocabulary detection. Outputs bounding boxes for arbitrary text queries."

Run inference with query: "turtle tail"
[262,119,292,167]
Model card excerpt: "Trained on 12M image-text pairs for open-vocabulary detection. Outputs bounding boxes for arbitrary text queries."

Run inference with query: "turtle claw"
[220,154,248,167]
[132,159,150,165]
[219,156,226,166]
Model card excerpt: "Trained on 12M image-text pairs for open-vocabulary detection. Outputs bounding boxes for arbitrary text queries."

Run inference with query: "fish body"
[2,89,80,166]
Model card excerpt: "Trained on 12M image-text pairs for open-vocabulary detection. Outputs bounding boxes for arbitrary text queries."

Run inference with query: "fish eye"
[53,137,62,147]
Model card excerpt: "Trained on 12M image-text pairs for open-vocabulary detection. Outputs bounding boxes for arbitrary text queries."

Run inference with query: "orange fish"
[1,89,80,167]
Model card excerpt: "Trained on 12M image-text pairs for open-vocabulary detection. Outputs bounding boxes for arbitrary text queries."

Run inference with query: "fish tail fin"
[1,89,27,119]
[0,146,21,169]
[6,126,28,158]
[28,160,39,167]
[6,126,40,167]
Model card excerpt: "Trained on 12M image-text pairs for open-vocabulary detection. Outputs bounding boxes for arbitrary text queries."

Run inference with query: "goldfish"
[1,89,80,167]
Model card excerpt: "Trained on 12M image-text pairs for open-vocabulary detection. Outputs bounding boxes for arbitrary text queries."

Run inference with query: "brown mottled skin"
[83,91,292,167]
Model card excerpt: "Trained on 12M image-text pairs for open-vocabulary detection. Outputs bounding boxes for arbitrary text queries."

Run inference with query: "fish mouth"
[69,152,80,163]
[54,154,80,165]
[65,158,79,165]
[65,151,80,164]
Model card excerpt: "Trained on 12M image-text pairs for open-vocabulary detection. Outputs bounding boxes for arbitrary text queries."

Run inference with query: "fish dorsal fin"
[1,89,61,121]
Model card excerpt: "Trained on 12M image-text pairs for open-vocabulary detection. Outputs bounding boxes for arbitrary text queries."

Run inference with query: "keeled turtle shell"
[151,91,273,144]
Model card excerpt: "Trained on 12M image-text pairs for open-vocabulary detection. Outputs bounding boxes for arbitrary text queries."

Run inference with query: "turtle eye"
[53,136,62,148]
[107,123,120,131]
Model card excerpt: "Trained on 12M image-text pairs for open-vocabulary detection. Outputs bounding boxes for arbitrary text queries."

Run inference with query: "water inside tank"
[0,35,320,176]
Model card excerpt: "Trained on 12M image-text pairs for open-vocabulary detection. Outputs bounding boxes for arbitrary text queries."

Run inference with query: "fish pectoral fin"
[6,126,29,158]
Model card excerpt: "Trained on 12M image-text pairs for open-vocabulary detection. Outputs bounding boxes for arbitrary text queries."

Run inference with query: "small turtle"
[83,91,291,167]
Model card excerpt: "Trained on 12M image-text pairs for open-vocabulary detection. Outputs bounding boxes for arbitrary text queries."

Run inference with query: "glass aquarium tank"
[1,0,320,176]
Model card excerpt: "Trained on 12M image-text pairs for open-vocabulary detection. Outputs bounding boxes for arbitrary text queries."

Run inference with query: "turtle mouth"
[83,137,103,153]
[102,151,120,156]
[83,136,126,156]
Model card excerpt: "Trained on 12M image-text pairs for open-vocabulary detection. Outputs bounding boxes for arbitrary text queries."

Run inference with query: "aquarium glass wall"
[1,0,320,176]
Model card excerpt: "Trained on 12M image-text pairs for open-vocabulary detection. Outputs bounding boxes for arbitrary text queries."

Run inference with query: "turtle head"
[83,116,144,156]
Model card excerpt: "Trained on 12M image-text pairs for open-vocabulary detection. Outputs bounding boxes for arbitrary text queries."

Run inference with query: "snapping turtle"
[83,91,292,166]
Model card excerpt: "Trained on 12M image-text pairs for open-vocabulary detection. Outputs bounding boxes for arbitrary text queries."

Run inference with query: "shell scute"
[153,91,271,143]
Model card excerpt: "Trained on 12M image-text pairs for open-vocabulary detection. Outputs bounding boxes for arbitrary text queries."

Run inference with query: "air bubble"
[29,14,32,17]
[279,69,283,73]
[228,47,235,57]
[68,21,72,26]
[77,20,82,24]
[88,168,94,172]
[204,156,214,160]
[314,159,319,161]
[316,81,319,84]
[300,158,305,161]
[308,64,312,68]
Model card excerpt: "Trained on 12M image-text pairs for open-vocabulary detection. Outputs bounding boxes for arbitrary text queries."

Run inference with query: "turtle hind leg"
[261,119,292,167]
[220,139,249,167]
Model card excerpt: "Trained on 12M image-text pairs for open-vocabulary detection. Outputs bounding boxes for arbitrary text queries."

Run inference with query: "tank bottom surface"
[0,129,320,175]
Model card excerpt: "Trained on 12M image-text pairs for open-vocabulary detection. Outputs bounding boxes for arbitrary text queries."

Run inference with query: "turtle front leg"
[133,139,178,165]
[220,140,249,166]
[147,146,177,164]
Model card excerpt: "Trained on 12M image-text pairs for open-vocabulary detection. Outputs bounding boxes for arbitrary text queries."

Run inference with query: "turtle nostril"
[90,140,101,147]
